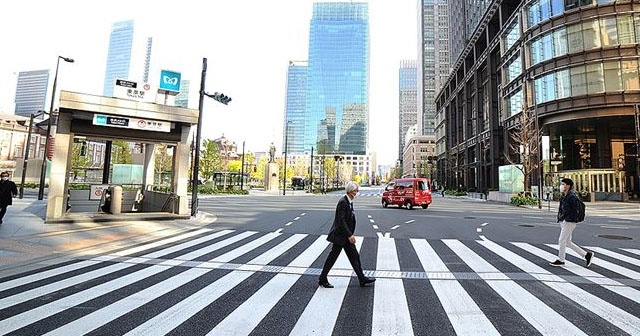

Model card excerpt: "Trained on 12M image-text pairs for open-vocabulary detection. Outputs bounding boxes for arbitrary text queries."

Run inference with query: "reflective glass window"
[530,38,543,65]
[534,77,544,104]
[635,13,640,43]
[542,34,554,60]
[508,90,523,117]
[567,23,584,53]
[540,0,551,20]
[586,63,605,94]
[528,2,541,27]
[503,22,520,53]
[570,65,587,96]
[617,15,635,45]
[564,0,579,11]
[583,20,601,49]
[556,69,571,99]
[551,0,564,15]
[542,73,557,102]
[604,61,622,91]
[600,16,618,46]
[621,60,640,90]
[553,28,568,57]
[505,56,522,84]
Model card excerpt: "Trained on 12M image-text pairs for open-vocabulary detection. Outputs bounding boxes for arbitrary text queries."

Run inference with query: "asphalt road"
[0,191,638,335]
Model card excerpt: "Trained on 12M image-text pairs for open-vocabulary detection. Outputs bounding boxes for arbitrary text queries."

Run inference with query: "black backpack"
[576,197,586,223]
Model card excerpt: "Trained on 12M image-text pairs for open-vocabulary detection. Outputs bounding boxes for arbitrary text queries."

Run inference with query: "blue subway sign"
[159,70,181,93]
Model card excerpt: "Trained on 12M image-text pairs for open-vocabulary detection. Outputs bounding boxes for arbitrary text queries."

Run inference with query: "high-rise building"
[142,37,153,83]
[399,60,418,163]
[283,61,307,154]
[417,0,450,136]
[14,70,49,118]
[174,80,190,108]
[304,2,369,155]
[103,20,134,97]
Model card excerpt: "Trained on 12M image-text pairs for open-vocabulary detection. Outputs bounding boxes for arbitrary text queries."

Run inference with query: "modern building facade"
[283,61,308,155]
[399,60,418,164]
[103,20,134,97]
[402,134,436,179]
[175,80,190,108]
[435,0,640,199]
[417,0,451,136]
[14,70,49,118]
[304,2,370,156]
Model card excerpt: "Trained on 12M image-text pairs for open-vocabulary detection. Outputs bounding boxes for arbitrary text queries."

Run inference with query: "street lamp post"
[38,56,74,200]
[19,111,46,198]
[240,141,245,191]
[283,121,291,195]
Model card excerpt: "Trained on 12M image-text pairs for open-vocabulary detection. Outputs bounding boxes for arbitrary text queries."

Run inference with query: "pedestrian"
[318,181,376,288]
[550,178,594,267]
[0,171,18,225]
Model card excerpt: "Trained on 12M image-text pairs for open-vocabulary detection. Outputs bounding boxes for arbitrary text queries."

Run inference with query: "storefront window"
[621,60,639,90]
[603,61,622,91]
[617,15,635,45]
[583,20,602,49]
[600,16,618,46]
[570,65,587,96]
[586,63,605,94]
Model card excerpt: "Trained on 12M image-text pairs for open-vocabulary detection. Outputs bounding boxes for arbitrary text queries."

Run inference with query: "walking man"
[0,172,18,224]
[318,181,375,288]
[550,178,594,267]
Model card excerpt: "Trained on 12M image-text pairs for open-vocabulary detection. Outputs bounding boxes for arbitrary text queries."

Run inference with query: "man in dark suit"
[0,171,18,225]
[318,181,375,288]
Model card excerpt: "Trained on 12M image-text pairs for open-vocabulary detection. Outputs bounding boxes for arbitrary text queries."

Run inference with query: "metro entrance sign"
[92,114,171,132]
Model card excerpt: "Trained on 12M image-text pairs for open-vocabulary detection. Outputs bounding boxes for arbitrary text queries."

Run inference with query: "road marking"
[376,232,390,238]
[372,225,379,229]
[478,235,488,241]
[285,221,293,226]
[599,225,629,229]
[390,225,400,230]
[274,228,283,233]
[300,213,306,216]
[370,219,375,223]
[404,220,415,224]
[368,215,373,218]
[481,222,489,226]
[476,228,482,233]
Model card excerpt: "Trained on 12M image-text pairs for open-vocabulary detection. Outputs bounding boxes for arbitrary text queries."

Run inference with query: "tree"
[70,142,91,179]
[199,138,222,181]
[154,144,173,185]
[111,141,133,164]
[293,156,308,178]
[504,106,540,193]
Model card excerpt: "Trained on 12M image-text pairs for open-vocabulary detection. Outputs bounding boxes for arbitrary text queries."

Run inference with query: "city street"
[0,190,639,335]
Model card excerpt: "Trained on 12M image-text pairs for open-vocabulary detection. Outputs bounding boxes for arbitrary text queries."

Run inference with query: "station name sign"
[113,78,155,103]
[93,114,170,133]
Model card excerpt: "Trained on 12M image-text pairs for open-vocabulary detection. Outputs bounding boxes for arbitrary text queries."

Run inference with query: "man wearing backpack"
[550,178,594,267]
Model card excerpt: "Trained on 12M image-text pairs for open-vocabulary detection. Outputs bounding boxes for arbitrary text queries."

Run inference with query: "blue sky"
[0,0,417,165]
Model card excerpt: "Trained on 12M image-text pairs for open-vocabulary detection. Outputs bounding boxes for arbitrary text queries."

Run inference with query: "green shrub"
[510,195,539,206]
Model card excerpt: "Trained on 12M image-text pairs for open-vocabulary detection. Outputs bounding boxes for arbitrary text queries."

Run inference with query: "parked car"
[381,178,432,209]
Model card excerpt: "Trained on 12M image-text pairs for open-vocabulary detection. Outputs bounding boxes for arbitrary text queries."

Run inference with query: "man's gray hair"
[345,181,359,193]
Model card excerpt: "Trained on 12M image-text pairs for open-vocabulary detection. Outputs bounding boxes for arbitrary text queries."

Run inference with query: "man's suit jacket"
[327,195,356,246]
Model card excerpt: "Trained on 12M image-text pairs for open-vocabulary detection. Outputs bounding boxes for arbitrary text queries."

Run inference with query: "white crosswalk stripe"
[0,229,638,336]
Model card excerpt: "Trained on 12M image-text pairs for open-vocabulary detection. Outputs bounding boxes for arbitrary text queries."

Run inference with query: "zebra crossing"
[0,228,639,335]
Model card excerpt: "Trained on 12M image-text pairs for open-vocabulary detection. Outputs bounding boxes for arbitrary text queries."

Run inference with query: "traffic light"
[80,141,87,156]
[212,92,232,105]
[617,155,625,170]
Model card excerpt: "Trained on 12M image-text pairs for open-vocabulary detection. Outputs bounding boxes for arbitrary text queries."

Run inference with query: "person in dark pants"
[0,172,18,224]
[318,181,376,288]
[550,178,594,267]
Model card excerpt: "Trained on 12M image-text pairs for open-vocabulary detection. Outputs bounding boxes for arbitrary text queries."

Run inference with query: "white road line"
[547,244,640,280]
[212,232,282,263]
[481,240,640,336]
[588,246,640,266]
[481,223,489,226]
[372,225,379,229]
[285,221,293,226]
[446,240,585,336]
[290,277,351,335]
[390,225,400,230]
[249,234,307,265]
[476,228,482,233]
[411,239,498,335]
[405,220,415,224]
[370,219,376,223]
[622,248,640,256]
[294,217,300,220]
[300,213,306,216]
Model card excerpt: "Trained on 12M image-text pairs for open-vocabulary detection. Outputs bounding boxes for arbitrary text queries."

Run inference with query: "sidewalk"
[0,192,215,273]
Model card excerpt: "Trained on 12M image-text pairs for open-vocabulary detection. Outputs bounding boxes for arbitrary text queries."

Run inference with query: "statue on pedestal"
[268,143,276,163]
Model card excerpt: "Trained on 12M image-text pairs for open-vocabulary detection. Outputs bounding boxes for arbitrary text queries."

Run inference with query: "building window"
[567,24,584,53]
[617,15,635,45]
[556,69,571,99]
[570,65,587,96]
[586,63,605,94]
[604,61,622,92]
[505,55,522,84]
[503,21,520,53]
[583,20,602,50]
[621,60,640,90]
[600,16,618,46]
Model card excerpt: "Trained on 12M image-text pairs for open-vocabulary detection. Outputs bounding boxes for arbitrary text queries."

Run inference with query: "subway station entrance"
[45,91,198,222]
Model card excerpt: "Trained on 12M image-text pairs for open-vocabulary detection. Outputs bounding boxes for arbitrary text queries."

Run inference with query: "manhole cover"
[518,224,535,227]
[597,234,633,240]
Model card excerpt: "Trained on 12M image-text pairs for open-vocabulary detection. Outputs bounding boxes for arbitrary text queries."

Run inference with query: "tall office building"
[174,80,190,108]
[142,37,153,83]
[14,69,49,118]
[103,20,134,97]
[304,2,369,155]
[399,60,418,163]
[417,0,450,136]
[283,61,307,154]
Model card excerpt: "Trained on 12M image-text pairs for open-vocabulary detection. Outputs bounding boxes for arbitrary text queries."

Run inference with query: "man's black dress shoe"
[359,277,376,287]
[318,279,334,288]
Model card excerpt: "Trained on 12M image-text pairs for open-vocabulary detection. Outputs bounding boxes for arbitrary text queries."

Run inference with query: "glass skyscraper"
[399,60,418,162]
[103,20,134,97]
[14,69,49,118]
[283,61,307,154]
[305,2,369,155]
